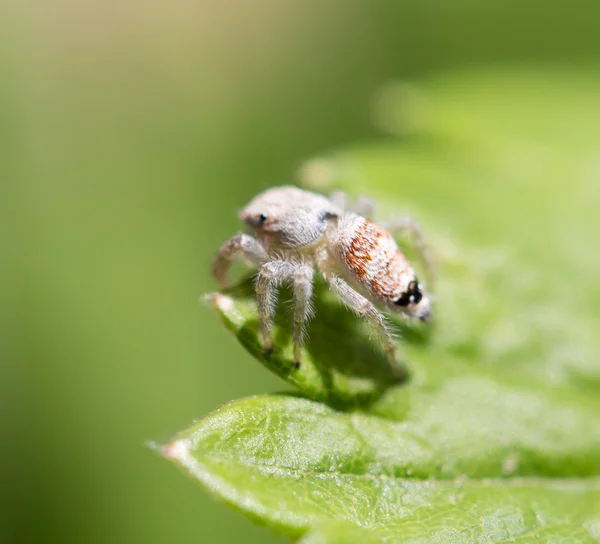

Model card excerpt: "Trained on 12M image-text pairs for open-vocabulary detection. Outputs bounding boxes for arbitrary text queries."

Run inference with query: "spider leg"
[353,195,376,219]
[291,264,314,366]
[212,234,268,287]
[329,191,376,219]
[255,260,314,368]
[315,247,401,378]
[328,191,350,213]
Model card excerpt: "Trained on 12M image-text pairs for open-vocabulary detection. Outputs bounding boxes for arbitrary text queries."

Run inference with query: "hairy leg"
[381,216,435,290]
[316,247,400,377]
[255,260,314,367]
[353,195,376,220]
[212,234,268,287]
[291,264,314,367]
[329,191,375,219]
[328,191,349,213]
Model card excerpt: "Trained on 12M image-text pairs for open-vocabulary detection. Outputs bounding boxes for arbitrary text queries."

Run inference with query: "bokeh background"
[4,1,600,543]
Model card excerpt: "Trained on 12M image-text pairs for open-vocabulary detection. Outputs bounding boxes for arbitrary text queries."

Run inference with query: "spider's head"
[240,186,340,249]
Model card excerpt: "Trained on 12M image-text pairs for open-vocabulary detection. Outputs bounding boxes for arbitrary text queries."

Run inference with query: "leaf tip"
[162,439,192,461]
[145,440,161,453]
[201,291,235,312]
[200,291,217,306]
[147,439,193,463]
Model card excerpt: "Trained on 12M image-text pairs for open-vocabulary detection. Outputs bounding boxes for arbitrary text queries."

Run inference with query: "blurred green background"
[4,1,600,543]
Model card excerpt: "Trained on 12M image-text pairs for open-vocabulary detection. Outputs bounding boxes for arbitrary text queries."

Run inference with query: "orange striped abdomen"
[337,216,414,303]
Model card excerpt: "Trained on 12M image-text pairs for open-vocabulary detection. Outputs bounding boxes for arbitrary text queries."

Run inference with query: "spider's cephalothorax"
[212,186,433,375]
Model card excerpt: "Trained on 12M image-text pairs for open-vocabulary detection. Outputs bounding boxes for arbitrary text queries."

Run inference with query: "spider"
[212,186,433,376]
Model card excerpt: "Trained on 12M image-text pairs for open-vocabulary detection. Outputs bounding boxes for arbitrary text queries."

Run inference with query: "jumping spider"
[212,186,433,376]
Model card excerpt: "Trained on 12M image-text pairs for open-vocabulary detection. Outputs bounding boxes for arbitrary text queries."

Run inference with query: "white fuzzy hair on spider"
[212,186,433,377]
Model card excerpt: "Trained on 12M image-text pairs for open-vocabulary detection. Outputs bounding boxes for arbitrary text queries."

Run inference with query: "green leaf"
[160,395,600,542]
[159,67,600,541]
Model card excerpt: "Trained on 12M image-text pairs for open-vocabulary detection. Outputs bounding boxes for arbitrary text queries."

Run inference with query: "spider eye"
[410,280,423,304]
[394,279,423,306]
[259,213,267,223]
[393,292,411,307]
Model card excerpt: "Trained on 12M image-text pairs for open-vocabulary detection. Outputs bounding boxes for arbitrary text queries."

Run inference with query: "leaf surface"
[162,395,600,542]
